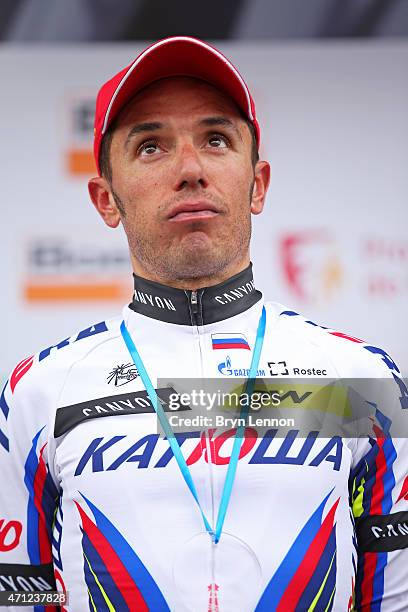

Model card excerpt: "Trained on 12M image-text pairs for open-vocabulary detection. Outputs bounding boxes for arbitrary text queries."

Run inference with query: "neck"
[130,255,251,291]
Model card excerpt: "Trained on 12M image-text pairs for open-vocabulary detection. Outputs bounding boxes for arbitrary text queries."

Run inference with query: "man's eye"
[138,141,160,156]
[207,134,228,148]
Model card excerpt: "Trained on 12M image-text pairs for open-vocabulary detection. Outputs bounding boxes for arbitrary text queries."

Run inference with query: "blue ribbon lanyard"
[120,305,266,544]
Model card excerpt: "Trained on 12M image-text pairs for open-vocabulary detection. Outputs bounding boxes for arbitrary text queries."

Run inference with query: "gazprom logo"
[218,355,233,375]
[218,355,265,377]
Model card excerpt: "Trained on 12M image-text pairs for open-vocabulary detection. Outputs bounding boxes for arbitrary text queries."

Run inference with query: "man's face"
[90,77,269,286]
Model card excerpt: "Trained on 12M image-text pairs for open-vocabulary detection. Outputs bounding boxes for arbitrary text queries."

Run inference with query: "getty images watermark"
[156,377,408,437]
[167,388,294,429]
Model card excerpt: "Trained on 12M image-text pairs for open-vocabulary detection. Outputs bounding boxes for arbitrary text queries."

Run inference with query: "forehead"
[114,76,244,128]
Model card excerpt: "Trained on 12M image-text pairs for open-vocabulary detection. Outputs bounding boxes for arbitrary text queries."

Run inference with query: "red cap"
[93,36,260,175]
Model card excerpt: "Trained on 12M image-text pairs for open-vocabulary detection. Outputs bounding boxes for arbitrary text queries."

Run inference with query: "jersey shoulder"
[3,313,123,401]
[265,301,403,380]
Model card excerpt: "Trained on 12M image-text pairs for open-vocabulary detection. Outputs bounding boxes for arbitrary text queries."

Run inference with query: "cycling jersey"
[1,265,407,611]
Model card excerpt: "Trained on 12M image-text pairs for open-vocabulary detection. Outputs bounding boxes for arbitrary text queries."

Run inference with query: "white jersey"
[1,266,408,611]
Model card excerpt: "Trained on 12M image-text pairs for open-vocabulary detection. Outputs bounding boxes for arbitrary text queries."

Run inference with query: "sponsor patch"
[107,363,139,387]
[54,388,190,437]
[217,355,265,377]
[212,333,250,351]
[0,562,56,592]
[267,360,327,377]
[356,511,408,552]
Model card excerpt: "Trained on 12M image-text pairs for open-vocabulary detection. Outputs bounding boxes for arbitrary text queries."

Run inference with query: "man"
[1,36,407,611]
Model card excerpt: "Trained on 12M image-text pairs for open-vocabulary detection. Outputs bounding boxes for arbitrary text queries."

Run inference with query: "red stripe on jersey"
[329,332,364,343]
[397,475,408,503]
[10,356,34,393]
[370,439,386,515]
[360,438,387,606]
[32,443,52,564]
[360,552,378,609]
[75,502,148,611]
[212,343,250,350]
[277,498,340,610]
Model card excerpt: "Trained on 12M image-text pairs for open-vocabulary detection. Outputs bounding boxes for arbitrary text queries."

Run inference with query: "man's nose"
[173,143,208,191]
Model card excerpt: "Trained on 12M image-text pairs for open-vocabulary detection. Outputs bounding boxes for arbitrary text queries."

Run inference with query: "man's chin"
[177,231,215,255]
[169,237,226,279]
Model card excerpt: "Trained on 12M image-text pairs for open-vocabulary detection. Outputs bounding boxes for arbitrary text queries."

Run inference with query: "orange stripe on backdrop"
[24,283,128,302]
[67,149,96,175]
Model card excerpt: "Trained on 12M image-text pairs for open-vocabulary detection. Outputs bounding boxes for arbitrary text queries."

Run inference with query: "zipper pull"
[190,290,199,315]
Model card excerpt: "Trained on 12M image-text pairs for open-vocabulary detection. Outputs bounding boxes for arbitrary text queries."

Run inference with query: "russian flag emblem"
[211,333,250,350]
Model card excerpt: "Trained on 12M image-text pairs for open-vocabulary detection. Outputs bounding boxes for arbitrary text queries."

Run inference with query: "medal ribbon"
[120,305,266,543]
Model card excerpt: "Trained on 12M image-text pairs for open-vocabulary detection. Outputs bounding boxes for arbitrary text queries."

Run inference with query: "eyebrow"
[125,122,164,150]
[124,116,242,150]
[199,116,242,140]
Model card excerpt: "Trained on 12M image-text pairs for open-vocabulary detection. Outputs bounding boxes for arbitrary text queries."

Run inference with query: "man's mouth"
[167,201,220,222]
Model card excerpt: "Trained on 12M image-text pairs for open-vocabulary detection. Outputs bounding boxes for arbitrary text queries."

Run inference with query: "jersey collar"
[129,264,262,325]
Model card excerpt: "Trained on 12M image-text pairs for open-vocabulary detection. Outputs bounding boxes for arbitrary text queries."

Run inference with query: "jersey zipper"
[189,289,217,532]
[190,290,199,325]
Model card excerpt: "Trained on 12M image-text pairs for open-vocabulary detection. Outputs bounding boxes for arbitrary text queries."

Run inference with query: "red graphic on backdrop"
[363,238,408,297]
[10,355,34,393]
[280,229,342,303]
[0,519,22,551]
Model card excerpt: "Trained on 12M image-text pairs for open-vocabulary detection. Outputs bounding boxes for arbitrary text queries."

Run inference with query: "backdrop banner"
[1,42,407,379]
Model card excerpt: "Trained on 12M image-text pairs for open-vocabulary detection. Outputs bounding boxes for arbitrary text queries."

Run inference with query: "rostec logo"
[268,361,328,377]
[268,361,289,376]
[0,519,22,552]
[74,428,343,475]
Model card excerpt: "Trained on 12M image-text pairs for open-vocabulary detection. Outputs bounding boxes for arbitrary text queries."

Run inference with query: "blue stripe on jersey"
[0,427,9,451]
[372,437,397,608]
[255,490,333,610]
[381,438,397,514]
[296,528,336,610]
[372,552,388,612]
[355,415,398,609]
[52,493,64,571]
[81,494,170,612]
[0,383,9,419]
[83,547,111,612]
[82,530,126,611]
[318,551,337,612]
[24,428,44,564]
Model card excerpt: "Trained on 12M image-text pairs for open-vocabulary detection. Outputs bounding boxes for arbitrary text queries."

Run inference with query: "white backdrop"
[1,41,407,379]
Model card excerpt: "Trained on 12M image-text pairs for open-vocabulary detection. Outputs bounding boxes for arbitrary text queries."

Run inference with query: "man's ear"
[250,160,271,215]
[88,176,121,228]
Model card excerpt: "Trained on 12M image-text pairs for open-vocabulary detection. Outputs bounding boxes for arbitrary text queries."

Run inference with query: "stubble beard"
[112,182,254,284]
